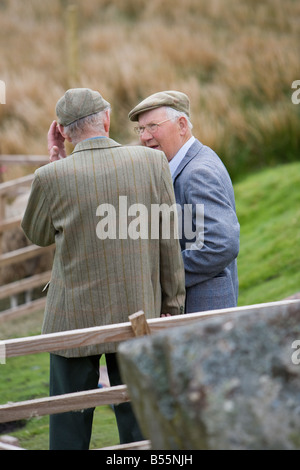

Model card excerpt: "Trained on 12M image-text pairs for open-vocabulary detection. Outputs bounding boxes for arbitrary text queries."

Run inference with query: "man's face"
[137,108,182,161]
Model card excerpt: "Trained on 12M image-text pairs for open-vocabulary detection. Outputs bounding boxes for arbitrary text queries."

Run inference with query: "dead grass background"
[0,0,299,180]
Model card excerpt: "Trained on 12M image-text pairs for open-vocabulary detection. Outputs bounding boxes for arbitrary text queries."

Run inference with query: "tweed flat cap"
[128,90,190,121]
[56,88,110,126]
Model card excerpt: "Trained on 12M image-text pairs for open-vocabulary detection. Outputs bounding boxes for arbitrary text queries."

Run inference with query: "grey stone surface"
[118,300,300,450]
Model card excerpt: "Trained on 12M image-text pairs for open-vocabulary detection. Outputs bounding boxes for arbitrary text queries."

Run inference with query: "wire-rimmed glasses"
[134,118,172,136]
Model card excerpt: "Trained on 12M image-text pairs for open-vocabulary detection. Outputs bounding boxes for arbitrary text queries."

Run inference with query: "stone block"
[118,301,300,449]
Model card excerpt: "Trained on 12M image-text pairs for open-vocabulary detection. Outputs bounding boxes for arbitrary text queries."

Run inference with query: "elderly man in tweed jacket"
[22,88,185,450]
[129,91,240,313]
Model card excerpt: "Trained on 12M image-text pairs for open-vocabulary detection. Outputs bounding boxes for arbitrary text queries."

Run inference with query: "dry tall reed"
[0,0,299,179]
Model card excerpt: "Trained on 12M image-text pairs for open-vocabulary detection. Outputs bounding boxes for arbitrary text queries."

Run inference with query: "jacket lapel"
[172,139,203,182]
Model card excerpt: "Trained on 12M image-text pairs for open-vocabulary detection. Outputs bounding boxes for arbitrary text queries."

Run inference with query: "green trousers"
[49,352,143,450]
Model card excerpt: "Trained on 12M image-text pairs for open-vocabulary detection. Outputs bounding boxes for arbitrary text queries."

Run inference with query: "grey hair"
[63,106,111,144]
[165,106,193,130]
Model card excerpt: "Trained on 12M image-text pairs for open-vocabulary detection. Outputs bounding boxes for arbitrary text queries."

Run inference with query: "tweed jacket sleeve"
[21,171,56,247]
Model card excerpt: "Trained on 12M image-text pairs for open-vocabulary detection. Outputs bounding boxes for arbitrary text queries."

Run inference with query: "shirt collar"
[81,136,107,142]
[168,136,195,178]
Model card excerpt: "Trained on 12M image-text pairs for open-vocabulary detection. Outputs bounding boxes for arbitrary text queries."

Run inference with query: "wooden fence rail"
[0,271,51,323]
[0,244,54,268]
[0,155,48,166]
[0,174,34,197]
[0,298,47,323]
[0,214,22,234]
[0,168,53,321]
[2,298,300,439]
[0,271,51,301]
[0,300,300,449]
[0,385,130,423]
[2,300,298,359]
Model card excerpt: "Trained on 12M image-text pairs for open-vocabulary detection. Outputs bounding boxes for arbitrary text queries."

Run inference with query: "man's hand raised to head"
[48,120,67,162]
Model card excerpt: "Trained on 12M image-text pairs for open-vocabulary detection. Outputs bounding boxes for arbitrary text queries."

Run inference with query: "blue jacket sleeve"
[182,164,240,287]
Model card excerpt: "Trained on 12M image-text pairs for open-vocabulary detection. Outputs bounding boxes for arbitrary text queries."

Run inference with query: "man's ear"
[57,123,72,142]
[178,116,189,135]
[103,110,110,133]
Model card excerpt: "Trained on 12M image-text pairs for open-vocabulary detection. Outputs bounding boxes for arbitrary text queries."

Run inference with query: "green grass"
[1,161,300,449]
[0,306,119,450]
[0,353,51,450]
[235,161,300,306]
[0,341,119,450]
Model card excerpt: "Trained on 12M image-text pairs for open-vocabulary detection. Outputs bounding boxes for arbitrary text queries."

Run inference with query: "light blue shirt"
[169,136,196,179]
[82,136,107,142]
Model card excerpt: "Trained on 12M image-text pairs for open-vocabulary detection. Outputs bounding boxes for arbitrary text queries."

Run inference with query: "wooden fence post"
[0,195,5,257]
[129,311,151,337]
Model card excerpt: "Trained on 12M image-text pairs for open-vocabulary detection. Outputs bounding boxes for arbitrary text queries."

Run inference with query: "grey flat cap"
[56,88,110,126]
[128,90,190,121]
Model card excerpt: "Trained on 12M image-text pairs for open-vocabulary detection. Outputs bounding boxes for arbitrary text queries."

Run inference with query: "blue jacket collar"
[172,139,203,182]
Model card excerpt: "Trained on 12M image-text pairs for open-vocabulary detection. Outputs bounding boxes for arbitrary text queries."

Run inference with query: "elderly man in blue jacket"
[129,91,240,313]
